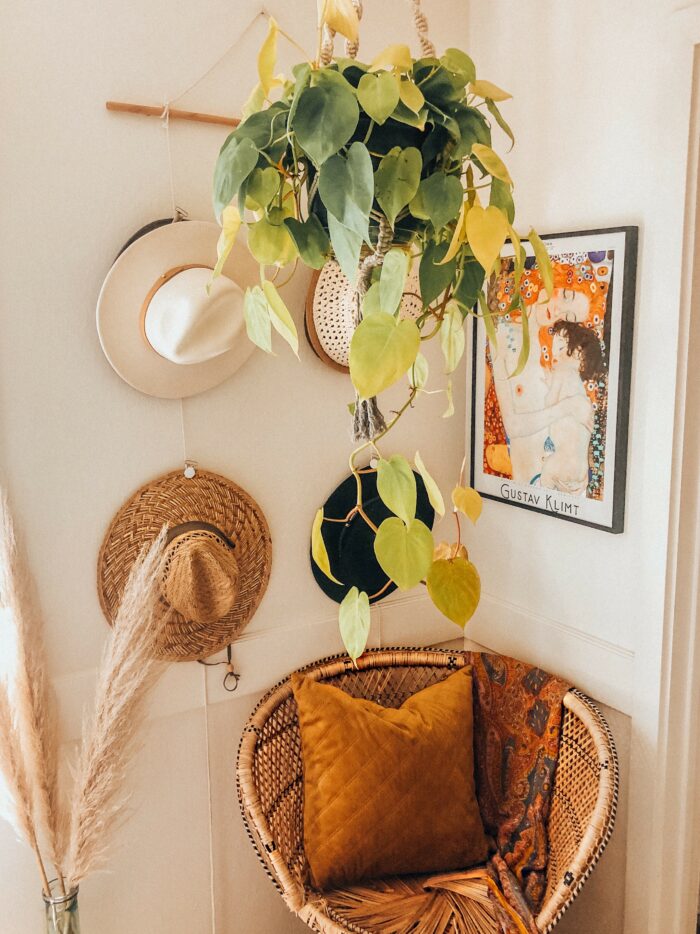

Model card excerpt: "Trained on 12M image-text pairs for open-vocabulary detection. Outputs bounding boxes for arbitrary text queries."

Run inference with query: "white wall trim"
[53,591,462,743]
[641,7,700,932]
[469,592,634,714]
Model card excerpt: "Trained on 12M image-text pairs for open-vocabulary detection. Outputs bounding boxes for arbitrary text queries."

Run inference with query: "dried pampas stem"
[0,492,66,890]
[0,682,51,895]
[65,529,169,888]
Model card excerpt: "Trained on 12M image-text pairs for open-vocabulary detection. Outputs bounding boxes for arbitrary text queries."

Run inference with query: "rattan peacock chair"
[237,648,618,933]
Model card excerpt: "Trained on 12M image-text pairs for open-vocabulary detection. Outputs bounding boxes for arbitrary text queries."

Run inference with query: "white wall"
[465,2,693,932]
[0,0,472,930]
[0,0,691,931]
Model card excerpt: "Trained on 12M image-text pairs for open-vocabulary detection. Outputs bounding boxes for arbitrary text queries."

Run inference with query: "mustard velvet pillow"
[292,667,488,890]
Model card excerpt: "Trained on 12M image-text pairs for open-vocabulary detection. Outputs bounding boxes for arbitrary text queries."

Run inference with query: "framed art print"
[470,226,638,533]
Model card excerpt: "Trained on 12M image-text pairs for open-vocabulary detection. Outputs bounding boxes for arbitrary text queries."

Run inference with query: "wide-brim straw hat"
[96,219,259,399]
[98,468,272,661]
[305,259,423,372]
[310,468,434,605]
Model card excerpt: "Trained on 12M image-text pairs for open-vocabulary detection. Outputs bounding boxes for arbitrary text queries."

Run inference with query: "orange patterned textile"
[468,652,571,913]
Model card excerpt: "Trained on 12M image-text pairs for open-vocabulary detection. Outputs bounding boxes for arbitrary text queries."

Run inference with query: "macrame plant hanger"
[319,0,436,442]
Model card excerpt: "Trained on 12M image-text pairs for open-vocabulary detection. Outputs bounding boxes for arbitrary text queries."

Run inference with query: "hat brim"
[96,220,258,399]
[310,469,435,605]
[98,469,272,661]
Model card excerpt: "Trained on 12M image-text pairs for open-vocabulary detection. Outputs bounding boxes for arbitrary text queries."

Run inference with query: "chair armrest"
[536,690,619,932]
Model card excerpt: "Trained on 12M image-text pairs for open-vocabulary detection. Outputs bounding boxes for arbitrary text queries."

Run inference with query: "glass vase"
[43,881,80,934]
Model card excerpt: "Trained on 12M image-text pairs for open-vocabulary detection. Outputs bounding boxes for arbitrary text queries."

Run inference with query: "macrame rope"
[351,216,393,442]
[408,0,436,57]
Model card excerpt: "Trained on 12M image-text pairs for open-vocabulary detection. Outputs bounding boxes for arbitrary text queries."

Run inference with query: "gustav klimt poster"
[471,228,637,532]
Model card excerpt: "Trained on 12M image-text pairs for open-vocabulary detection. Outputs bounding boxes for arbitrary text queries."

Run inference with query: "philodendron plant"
[211,4,552,659]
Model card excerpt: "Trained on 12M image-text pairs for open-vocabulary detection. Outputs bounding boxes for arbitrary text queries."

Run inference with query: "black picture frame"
[470,226,638,533]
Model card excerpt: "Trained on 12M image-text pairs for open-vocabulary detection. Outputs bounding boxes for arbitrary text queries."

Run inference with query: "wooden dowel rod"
[106,101,240,129]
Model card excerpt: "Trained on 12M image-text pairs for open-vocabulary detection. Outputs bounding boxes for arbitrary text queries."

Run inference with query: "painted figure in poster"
[484,253,611,499]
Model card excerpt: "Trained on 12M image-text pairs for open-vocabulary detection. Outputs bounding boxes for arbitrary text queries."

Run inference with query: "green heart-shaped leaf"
[284,216,331,270]
[339,587,370,661]
[528,228,554,298]
[292,83,359,166]
[374,146,422,229]
[349,311,420,398]
[411,172,463,231]
[328,214,362,286]
[318,142,374,243]
[440,49,476,84]
[409,352,429,390]
[379,248,410,315]
[245,167,280,210]
[419,241,457,305]
[426,556,481,627]
[376,455,417,525]
[213,136,259,221]
[357,71,400,124]
[374,517,434,591]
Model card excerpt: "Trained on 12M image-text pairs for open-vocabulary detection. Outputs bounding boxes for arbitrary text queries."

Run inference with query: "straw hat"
[98,468,272,661]
[305,259,423,372]
[310,468,435,605]
[96,219,259,398]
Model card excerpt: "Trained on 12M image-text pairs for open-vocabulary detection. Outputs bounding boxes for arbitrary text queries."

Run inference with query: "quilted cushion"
[292,667,488,890]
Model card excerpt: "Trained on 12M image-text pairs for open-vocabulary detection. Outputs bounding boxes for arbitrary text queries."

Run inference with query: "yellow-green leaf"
[398,78,424,113]
[262,280,299,357]
[440,199,469,265]
[409,352,429,390]
[349,312,420,399]
[471,143,513,187]
[374,517,434,591]
[442,378,454,418]
[339,586,370,660]
[248,213,297,266]
[311,507,342,584]
[318,0,359,43]
[426,556,481,627]
[370,43,412,72]
[245,167,280,210]
[258,17,281,96]
[439,300,465,374]
[465,204,508,274]
[243,287,272,352]
[376,455,416,525]
[242,82,265,120]
[528,228,554,298]
[357,71,400,125]
[415,451,445,517]
[469,79,512,102]
[452,485,483,524]
[210,204,242,286]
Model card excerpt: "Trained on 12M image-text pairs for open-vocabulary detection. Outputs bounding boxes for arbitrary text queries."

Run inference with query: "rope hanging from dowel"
[321,0,435,441]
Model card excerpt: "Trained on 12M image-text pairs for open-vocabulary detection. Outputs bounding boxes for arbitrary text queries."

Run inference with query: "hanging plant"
[211,0,552,658]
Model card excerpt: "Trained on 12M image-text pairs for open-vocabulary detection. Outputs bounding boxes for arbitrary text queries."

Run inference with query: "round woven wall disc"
[305,259,423,371]
[98,469,272,661]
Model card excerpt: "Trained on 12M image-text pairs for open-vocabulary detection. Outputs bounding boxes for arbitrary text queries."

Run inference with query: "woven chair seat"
[237,649,618,933]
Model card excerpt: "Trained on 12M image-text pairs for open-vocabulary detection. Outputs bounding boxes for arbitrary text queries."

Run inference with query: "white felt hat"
[97,220,258,398]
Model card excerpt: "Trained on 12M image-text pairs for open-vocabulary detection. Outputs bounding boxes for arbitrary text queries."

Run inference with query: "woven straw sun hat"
[96,218,259,399]
[305,259,423,371]
[98,468,272,661]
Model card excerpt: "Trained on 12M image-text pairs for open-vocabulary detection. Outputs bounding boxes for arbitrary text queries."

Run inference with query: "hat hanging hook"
[199,644,241,692]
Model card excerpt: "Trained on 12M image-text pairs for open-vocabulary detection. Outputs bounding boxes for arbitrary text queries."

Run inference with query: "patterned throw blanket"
[469,652,571,931]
